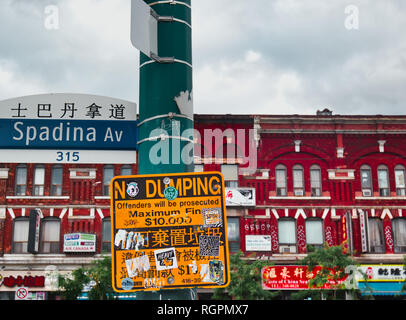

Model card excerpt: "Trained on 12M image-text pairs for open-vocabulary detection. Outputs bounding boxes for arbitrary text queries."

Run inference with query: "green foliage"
[213,252,280,300]
[58,256,115,300]
[292,244,358,300]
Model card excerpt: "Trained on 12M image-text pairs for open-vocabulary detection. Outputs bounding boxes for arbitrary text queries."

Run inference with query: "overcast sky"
[0,0,405,115]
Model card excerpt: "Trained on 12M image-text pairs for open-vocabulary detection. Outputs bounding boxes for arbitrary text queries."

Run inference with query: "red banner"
[262,265,347,290]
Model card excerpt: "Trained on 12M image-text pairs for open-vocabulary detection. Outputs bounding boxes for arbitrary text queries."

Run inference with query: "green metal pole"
[137,0,195,300]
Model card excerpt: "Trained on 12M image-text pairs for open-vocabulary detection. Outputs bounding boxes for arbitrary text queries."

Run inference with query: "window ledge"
[269,196,331,200]
[355,196,406,200]
[6,196,70,200]
[94,196,110,200]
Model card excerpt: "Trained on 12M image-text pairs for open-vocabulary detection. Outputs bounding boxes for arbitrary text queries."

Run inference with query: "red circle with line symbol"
[16,288,28,300]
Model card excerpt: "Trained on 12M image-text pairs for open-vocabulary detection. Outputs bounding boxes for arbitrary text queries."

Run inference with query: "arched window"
[310,164,322,197]
[360,165,373,197]
[275,164,287,196]
[40,217,61,253]
[51,165,63,196]
[12,217,30,253]
[377,165,390,197]
[395,165,406,196]
[15,165,27,196]
[278,218,297,253]
[392,218,406,253]
[293,164,304,196]
[305,218,324,249]
[368,217,385,253]
[103,165,114,196]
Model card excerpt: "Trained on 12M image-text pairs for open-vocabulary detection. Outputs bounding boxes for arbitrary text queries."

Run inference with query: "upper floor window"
[12,218,29,253]
[395,165,406,196]
[377,165,390,197]
[278,218,297,253]
[120,165,132,176]
[392,218,406,253]
[103,165,114,196]
[33,165,45,196]
[51,165,63,196]
[227,217,240,253]
[305,218,324,249]
[368,218,385,253]
[194,164,204,172]
[102,218,111,253]
[310,165,322,197]
[275,164,287,196]
[360,165,373,197]
[292,164,304,196]
[39,218,60,253]
[221,164,238,188]
[15,165,27,196]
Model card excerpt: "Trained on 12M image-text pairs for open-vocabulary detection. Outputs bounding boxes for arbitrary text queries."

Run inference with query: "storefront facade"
[1,112,406,299]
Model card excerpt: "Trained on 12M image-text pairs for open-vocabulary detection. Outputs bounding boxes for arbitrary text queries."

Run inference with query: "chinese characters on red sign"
[262,265,347,290]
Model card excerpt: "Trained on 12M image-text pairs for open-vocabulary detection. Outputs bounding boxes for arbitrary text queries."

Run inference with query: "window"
[310,165,322,197]
[12,218,29,253]
[227,217,240,253]
[102,218,111,253]
[15,165,27,195]
[103,165,114,196]
[51,165,63,196]
[392,218,406,253]
[120,165,132,176]
[278,219,296,253]
[194,164,204,172]
[39,218,60,253]
[221,164,238,188]
[368,218,385,253]
[395,165,406,196]
[33,165,45,196]
[360,165,373,197]
[377,165,390,197]
[306,219,324,249]
[293,165,304,196]
[275,165,287,196]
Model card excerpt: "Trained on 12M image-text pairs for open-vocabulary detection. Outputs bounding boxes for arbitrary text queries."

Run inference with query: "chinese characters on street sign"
[110,172,230,292]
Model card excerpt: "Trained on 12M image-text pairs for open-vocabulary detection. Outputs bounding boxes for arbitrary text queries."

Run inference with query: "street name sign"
[110,172,230,292]
[0,93,138,163]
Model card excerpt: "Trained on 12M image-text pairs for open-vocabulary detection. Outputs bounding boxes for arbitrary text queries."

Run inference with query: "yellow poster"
[110,172,230,292]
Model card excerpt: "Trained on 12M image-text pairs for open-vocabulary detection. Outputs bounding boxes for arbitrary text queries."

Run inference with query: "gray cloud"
[0,0,405,115]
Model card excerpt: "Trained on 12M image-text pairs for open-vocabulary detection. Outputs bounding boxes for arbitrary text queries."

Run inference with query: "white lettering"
[44,5,59,30]
[12,122,24,141]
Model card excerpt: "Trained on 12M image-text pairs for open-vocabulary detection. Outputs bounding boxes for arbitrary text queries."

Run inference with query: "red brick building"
[1,112,406,299]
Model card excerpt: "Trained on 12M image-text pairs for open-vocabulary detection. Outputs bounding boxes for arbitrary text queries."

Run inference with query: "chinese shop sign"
[110,172,230,292]
[262,265,348,290]
[358,265,406,282]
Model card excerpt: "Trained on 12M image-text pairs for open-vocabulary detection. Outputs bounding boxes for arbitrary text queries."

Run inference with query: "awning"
[358,282,406,296]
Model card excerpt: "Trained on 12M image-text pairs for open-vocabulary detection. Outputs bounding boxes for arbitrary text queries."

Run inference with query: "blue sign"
[0,119,138,150]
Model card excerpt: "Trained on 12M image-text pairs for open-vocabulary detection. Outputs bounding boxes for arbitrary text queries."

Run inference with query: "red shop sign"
[261,265,347,290]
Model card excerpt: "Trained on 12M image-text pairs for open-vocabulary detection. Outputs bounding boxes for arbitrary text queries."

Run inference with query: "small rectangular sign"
[245,235,272,251]
[110,172,230,292]
[63,233,96,252]
[0,149,137,164]
[131,0,158,57]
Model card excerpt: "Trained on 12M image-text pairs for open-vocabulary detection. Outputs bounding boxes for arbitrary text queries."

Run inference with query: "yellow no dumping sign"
[110,172,230,292]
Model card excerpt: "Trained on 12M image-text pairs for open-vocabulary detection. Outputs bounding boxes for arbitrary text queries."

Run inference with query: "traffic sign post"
[131,0,195,299]
[110,172,230,293]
